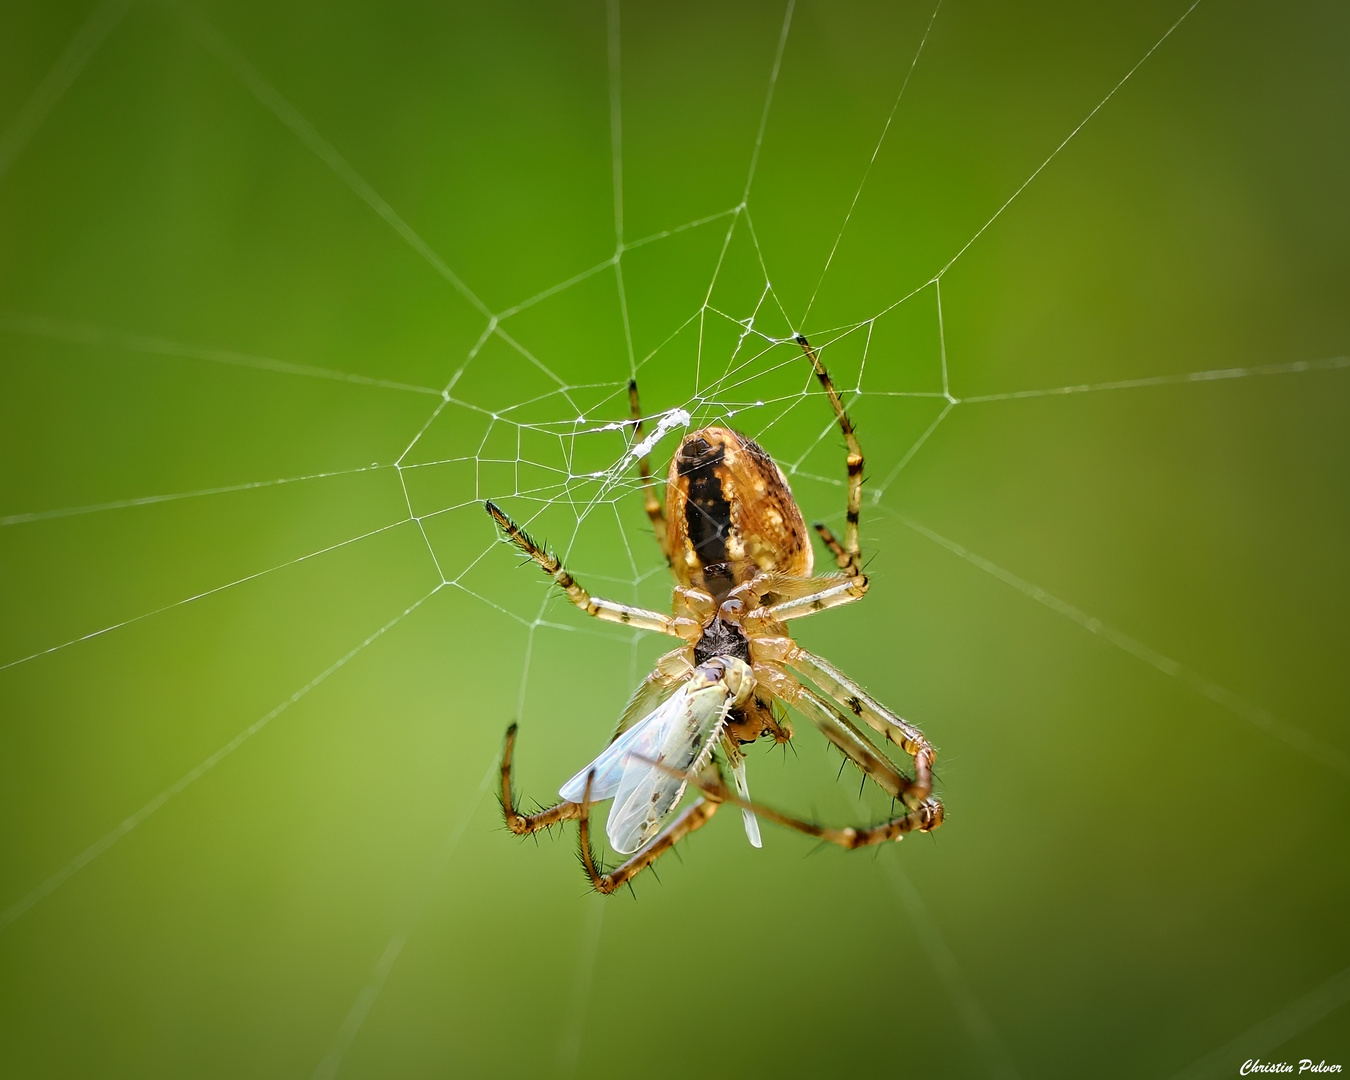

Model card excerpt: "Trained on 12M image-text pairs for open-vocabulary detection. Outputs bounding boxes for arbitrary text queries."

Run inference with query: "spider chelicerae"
[485,337,943,894]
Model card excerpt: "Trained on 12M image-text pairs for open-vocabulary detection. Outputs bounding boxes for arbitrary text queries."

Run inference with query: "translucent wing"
[605,668,741,854]
[724,742,762,848]
[558,682,693,804]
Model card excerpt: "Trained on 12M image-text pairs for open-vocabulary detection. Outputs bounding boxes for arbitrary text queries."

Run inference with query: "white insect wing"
[605,674,736,854]
[729,756,762,848]
[557,683,694,805]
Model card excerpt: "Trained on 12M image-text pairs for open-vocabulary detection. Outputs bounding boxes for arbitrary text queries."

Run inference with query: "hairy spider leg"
[499,723,584,835]
[792,687,912,801]
[750,575,870,623]
[577,770,721,895]
[812,523,852,570]
[709,569,868,627]
[748,636,937,809]
[797,335,865,580]
[679,767,942,850]
[485,500,691,638]
[627,379,672,567]
[788,648,936,806]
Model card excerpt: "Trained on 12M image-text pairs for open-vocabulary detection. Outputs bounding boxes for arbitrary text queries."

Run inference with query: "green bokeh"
[2,1,1348,1077]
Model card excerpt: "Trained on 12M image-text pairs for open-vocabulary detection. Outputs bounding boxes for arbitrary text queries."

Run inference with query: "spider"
[485,337,943,894]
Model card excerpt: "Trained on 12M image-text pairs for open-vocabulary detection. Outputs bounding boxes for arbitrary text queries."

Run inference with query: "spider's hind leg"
[499,723,583,836]
[683,769,943,850]
[789,650,937,807]
[575,771,721,895]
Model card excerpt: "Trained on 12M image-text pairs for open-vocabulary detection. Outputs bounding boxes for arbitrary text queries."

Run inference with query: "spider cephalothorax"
[487,337,943,893]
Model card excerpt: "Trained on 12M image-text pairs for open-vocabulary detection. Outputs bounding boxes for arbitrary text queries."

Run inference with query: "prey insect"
[486,336,943,894]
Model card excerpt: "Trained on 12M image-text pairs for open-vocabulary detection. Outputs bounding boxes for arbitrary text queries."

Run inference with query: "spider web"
[1,1,1348,1077]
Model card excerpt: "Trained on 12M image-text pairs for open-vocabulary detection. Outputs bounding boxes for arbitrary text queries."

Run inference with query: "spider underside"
[486,337,943,894]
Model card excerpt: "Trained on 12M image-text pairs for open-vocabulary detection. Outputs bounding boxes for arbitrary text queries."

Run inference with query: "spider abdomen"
[666,426,812,599]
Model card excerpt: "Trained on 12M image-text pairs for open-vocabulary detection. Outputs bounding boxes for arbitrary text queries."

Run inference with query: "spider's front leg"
[575,771,721,895]
[499,723,583,836]
[745,574,870,624]
[485,500,694,638]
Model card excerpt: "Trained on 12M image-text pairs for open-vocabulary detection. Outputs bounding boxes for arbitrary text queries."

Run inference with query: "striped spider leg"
[788,648,936,807]
[660,759,942,850]
[741,616,937,810]
[772,667,941,824]
[499,722,584,836]
[576,770,722,895]
[730,580,938,812]
[484,500,697,638]
[747,573,870,622]
[730,574,942,825]
[796,334,865,581]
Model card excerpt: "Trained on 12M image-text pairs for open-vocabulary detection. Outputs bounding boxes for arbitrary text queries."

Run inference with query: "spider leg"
[813,523,852,570]
[685,769,941,849]
[576,770,721,895]
[788,649,935,805]
[500,723,583,835]
[746,574,869,624]
[485,500,692,638]
[628,379,672,567]
[797,335,864,578]
[792,687,913,802]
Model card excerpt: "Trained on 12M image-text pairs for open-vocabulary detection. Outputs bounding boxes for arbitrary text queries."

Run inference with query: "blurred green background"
[2,1,1347,1076]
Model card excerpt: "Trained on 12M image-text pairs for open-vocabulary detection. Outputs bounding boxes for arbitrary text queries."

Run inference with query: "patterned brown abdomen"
[666,426,813,598]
